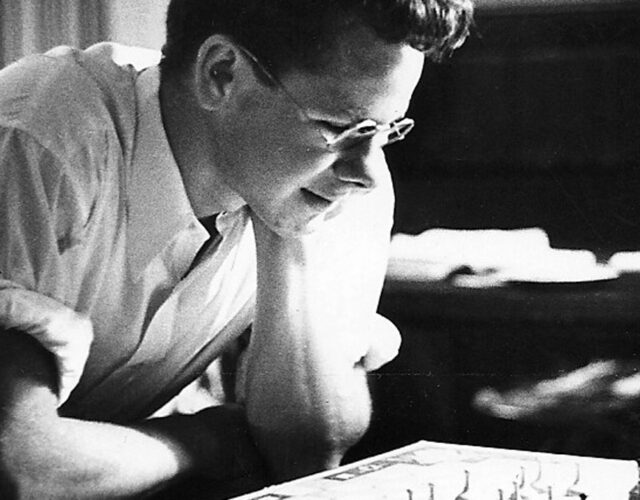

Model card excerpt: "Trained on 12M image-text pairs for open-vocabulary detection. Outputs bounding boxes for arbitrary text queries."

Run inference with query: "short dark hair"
[160,0,474,78]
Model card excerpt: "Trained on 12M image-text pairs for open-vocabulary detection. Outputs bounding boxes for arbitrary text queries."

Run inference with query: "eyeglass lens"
[328,118,415,151]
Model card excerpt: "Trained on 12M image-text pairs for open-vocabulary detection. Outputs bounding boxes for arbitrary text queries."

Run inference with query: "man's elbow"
[324,396,372,461]
[258,434,351,483]
[256,399,372,482]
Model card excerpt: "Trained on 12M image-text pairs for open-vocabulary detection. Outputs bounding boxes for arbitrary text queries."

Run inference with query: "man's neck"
[158,74,243,219]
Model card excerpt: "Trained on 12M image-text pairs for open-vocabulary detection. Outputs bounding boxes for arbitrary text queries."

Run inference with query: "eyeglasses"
[237,45,415,152]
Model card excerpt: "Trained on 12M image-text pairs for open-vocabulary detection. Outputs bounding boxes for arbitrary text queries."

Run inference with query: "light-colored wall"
[0,1,169,68]
[106,0,170,51]
[0,0,108,67]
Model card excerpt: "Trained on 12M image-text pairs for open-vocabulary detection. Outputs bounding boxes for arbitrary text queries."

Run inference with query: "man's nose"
[332,142,387,192]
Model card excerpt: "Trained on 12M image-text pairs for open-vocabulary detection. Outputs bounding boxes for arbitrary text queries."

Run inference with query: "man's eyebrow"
[307,110,354,127]
[306,101,366,122]
[308,104,407,126]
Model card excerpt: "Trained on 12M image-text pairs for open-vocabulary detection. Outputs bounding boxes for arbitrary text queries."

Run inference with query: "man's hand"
[250,176,398,368]
[361,314,401,372]
[0,287,94,404]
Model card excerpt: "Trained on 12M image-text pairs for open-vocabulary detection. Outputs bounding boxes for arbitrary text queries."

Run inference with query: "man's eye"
[316,120,349,135]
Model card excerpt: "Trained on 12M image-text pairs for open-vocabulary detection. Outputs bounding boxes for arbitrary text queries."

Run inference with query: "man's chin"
[264,213,333,238]
[253,201,346,238]
[302,203,347,232]
[323,201,345,221]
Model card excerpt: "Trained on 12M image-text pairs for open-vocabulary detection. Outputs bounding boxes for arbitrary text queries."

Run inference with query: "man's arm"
[0,112,265,498]
[0,329,264,499]
[243,176,400,481]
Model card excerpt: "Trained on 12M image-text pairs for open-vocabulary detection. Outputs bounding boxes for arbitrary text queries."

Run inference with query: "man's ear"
[193,34,242,111]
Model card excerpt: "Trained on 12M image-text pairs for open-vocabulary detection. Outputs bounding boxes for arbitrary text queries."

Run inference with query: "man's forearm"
[246,299,372,482]
[244,217,375,482]
[2,414,189,499]
[1,406,260,499]
[0,331,263,499]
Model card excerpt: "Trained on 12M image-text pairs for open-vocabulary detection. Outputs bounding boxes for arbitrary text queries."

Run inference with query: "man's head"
[159,1,473,236]
[161,0,473,79]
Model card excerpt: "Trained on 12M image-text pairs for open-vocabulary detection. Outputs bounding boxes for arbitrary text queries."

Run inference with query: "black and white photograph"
[0,1,638,498]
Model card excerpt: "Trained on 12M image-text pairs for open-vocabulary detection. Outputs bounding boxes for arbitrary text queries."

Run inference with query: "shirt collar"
[126,66,208,277]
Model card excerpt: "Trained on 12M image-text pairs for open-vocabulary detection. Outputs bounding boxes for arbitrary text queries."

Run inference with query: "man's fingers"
[361,315,401,372]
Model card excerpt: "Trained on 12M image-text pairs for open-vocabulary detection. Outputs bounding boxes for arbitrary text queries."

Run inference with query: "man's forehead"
[328,23,408,79]
[283,42,424,124]
[311,75,402,122]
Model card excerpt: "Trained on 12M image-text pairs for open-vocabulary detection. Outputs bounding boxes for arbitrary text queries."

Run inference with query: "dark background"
[350,0,640,464]
[387,1,640,255]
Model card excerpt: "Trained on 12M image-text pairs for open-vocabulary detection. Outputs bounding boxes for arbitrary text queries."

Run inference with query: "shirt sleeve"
[0,126,94,406]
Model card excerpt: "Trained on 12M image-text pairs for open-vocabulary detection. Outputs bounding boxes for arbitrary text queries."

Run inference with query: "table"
[350,270,640,463]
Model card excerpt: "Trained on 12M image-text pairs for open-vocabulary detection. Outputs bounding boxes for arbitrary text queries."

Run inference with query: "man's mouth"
[301,188,334,208]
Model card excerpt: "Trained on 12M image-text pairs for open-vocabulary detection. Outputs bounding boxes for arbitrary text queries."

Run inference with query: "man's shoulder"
[0,43,159,162]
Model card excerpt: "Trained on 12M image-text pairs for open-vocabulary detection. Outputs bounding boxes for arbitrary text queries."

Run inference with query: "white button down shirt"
[0,44,256,422]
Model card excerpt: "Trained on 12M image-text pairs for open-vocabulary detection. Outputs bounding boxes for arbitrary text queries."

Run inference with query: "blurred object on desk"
[610,252,640,274]
[389,227,550,277]
[473,359,640,422]
[473,359,640,458]
[388,227,618,288]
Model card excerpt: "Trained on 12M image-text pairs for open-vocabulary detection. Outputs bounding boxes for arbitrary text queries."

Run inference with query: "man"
[0,0,472,498]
